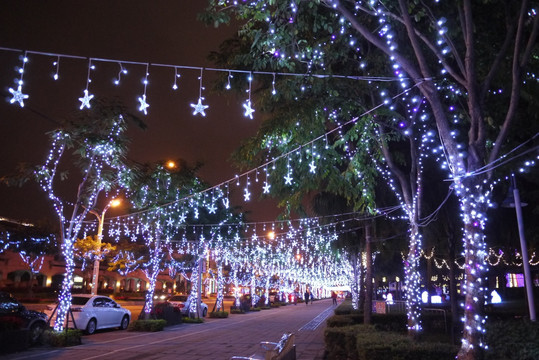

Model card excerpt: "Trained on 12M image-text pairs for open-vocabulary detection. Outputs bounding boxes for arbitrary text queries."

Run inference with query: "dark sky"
[0,1,278,225]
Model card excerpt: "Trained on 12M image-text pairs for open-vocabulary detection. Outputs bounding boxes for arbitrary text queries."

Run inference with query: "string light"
[52,56,60,81]
[79,58,94,109]
[138,63,150,115]
[243,73,255,119]
[8,52,29,107]
[191,68,209,116]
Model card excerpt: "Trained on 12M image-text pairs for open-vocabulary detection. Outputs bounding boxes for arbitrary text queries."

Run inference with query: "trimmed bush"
[270,302,281,308]
[182,317,204,323]
[485,318,539,360]
[251,307,262,311]
[326,312,407,333]
[325,324,458,360]
[41,329,82,347]
[209,311,229,318]
[230,309,245,314]
[325,324,367,359]
[147,302,182,326]
[128,319,166,332]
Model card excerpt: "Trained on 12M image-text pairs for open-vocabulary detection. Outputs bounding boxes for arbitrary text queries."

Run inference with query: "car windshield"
[170,295,188,301]
[71,296,91,306]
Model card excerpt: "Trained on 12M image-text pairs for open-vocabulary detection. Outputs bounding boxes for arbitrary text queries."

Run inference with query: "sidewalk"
[4,298,334,359]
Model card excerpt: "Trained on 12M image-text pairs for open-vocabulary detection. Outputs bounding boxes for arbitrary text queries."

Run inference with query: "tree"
[34,99,135,331]
[201,2,538,357]
[0,221,58,295]
[127,159,238,318]
[74,235,116,289]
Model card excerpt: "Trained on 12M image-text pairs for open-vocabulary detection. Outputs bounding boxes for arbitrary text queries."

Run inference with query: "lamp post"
[503,174,536,321]
[89,198,121,295]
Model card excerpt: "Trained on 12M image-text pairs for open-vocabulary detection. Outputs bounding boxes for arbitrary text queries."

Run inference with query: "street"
[7,299,333,360]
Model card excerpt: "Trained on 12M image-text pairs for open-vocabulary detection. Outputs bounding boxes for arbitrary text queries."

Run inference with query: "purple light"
[399,122,407,128]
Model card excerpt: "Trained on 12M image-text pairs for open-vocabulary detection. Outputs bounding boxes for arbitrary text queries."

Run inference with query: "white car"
[46,294,131,334]
[166,295,208,317]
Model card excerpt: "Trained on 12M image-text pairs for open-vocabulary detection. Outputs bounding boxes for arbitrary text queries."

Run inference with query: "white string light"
[78,58,94,109]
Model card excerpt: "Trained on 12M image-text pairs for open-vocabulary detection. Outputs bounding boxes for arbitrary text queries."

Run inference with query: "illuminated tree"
[202,2,538,357]
[34,99,134,331]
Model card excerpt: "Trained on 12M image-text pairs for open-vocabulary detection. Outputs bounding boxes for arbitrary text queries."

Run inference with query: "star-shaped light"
[191,97,209,116]
[263,182,271,194]
[79,89,94,109]
[284,172,293,185]
[309,160,317,174]
[166,218,175,227]
[178,213,186,223]
[207,203,217,214]
[244,188,251,201]
[243,100,255,119]
[138,94,150,115]
[9,85,29,107]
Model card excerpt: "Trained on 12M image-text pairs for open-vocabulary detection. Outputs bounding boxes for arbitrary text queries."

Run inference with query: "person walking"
[304,290,310,305]
[331,291,337,305]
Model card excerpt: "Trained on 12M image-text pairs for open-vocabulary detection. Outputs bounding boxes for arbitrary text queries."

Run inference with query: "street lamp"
[502,174,536,321]
[89,198,121,295]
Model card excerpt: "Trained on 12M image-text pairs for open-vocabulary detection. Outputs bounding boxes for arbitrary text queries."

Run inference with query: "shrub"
[209,311,229,318]
[325,324,367,359]
[270,302,281,308]
[325,323,458,360]
[41,329,82,347]
[182,317,204,323]
[251,307,261,311]
[147,302,182,326]
[128,319,166,332]
[355,329,458,360]
[230,309,245,314]
[485,318,539,360]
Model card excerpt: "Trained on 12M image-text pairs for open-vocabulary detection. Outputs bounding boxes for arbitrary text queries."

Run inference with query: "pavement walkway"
[3,298,335,360]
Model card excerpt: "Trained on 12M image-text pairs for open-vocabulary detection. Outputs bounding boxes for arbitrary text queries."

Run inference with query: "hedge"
[484,318,539,360]
[128,319,167,332]
[325,324,458,360]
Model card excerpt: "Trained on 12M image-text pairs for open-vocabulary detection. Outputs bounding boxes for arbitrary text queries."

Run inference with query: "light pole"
[89,198,121,295]
[503,174,536,321]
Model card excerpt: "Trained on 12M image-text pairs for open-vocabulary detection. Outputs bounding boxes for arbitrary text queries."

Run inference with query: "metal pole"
[512,175,536,321]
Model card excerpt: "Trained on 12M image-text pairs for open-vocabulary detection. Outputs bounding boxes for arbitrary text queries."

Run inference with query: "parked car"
[166,295,208,317]
[45,294,131,334]
[0,291,47,343]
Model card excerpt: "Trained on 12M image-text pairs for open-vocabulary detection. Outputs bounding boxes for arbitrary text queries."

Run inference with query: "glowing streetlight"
[166,160,177,170]
[89,198,121,295]
[267,231,275,240]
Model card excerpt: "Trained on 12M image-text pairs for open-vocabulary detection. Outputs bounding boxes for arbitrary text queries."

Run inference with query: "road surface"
[8,298,334,359]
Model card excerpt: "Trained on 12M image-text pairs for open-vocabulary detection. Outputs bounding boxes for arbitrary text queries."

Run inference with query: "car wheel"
[120,315,129,330]
[29,322,45,343]
[86,318,97,335]
[202,308,207,317]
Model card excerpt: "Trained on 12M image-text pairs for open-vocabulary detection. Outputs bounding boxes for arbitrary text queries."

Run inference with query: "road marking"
[299,306,334,331]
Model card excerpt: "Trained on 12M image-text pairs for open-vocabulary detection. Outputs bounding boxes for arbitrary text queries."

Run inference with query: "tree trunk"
[448,230,459,345]
[53,240,75,332]
[364,224,373,325]
[405,222,422,335]
[350,251,360,310]
[214,260,224,312]
[456,189,489,360]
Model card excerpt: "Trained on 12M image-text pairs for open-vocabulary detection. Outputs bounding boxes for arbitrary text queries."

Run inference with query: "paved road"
[6,299,334,360]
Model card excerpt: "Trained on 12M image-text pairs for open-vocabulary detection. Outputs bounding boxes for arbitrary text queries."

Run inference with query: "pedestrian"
[310,292,314,304]
[331,291,337,305]
[304,290,310,305]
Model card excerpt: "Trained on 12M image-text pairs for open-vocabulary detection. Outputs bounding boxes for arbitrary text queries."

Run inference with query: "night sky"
[0,1,277,225]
